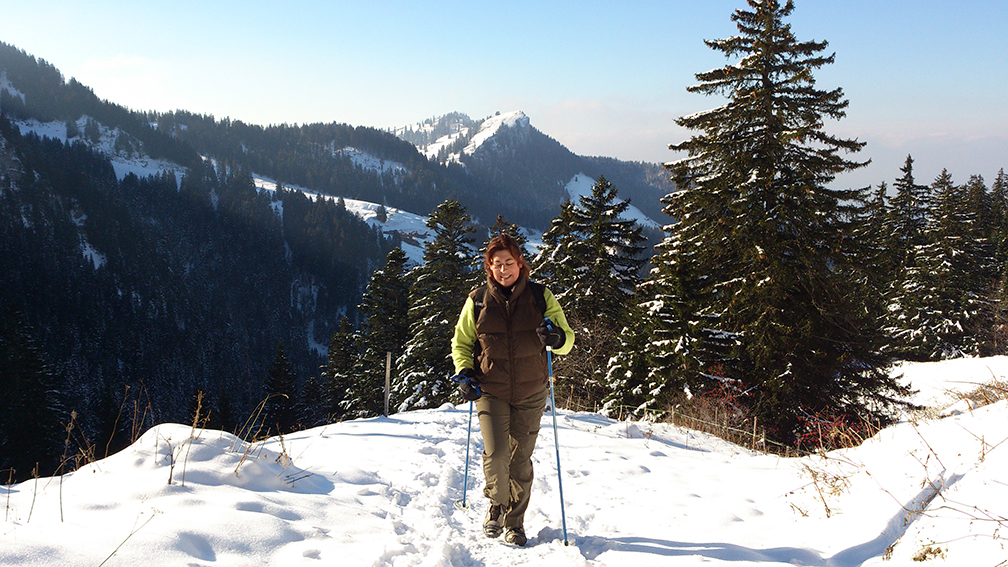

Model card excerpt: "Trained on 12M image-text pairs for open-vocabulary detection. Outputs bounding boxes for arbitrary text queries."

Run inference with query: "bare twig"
[97,508,161,567]
[181,391,205,487]
[27,464,38,524]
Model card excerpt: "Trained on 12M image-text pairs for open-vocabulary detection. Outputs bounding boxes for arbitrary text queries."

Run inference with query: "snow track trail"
[3,358,1007,566]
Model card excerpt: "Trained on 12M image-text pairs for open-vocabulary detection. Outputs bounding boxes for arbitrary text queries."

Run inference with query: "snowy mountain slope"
[251,173,549,266]
[462,110,530,156]
[421,127,469,163]
[337,146,408,176]
[395,111,673,230]
[0,70,26,103]
[252,174,432,266]
[12,117,186,186]
[2,358,1006,566]
[398,111,531,164]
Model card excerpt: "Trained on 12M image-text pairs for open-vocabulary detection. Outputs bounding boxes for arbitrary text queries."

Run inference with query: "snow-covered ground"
[337,147,407,177]
[3,358,1006,566]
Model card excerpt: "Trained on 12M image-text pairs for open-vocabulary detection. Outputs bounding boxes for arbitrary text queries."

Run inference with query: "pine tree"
[988,169,1008,353]
[862,182,895,290]
[295,375,325,429]
[565,176,648,326]
[893,170,997,359]
[887,155,931,271]
[964,174,992,241]
[661,0,903,442]
[396,200,476,411]
[532,199,578,294]
[538,176,647,405]
[0,309,64,481]
[601,303,660,418]
[262,341,297,436]
[320,316,356,421]
[990,169,1008,266]
[345,247,410,418]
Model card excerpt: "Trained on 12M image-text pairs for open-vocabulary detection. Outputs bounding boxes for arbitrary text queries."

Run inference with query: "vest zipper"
[505,298,515,403]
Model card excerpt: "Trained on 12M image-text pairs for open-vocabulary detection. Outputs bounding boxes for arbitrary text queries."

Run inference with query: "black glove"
[537,318,565,350]
[457,367,482,401]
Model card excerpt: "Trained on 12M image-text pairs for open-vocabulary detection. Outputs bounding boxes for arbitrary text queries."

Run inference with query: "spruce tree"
[662,0,903,442]
[887,155,931,271]
[893,170,996,359]
[320,316,356,421]
[601,302,659,418]
[988,169,1008,352]
[0,309,64,481]
[565,176,647,327]
[964,174,992,241]
[345,247,410,418]
[538,176,647,406]
[396,200,476,411]
[532,199,578,294]
[862,182,895,291]
[990,169,1008,266]
[263,341,297,436]
[295,375,325,429]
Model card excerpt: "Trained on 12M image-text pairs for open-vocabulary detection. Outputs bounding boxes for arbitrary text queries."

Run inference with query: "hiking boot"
[504,527,527,546]
[483,503,505,538]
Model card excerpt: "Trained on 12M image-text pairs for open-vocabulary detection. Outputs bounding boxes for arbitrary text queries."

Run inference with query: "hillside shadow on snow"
[574,535,825,564]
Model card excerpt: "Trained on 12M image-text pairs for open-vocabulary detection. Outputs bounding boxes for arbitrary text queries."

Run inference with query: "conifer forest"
[2,1,1007,482]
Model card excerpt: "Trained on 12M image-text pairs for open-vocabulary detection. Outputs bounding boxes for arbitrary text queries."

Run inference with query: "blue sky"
[3,0,1006,190]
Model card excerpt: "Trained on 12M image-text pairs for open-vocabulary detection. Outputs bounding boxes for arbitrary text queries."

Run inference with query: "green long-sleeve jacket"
[451,274,574,403]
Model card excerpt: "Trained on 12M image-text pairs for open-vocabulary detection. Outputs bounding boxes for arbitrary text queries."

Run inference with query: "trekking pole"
[457,399,474,510]
[546,340,569,546]
[451,374,478,511]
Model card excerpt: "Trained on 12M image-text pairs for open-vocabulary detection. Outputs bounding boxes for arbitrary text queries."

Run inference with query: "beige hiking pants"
[475,386,549,529]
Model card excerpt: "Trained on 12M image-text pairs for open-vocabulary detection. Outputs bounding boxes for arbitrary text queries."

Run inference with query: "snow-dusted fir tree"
[886,155,932,271]
[295,375,326,429]
[838,182,893,334]
[991,169,1008,262]
[987,169,1008,351]
[395,200,476,411]
[600,302,658,418]
[320,316,357,421]
[532,199,578,295]
[891,170,996,360]
[564,176,647,326]
[263,341,297,435]
[344,247,410,418]
[858,183,895,290]
[662,0,903,442]
[628,189,701,409]
[538,176,647,404]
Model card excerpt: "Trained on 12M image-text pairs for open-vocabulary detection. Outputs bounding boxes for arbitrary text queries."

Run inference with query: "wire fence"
[594,402,806,456]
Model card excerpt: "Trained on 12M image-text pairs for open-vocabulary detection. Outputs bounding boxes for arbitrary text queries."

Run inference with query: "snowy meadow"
[2,357,1007,566]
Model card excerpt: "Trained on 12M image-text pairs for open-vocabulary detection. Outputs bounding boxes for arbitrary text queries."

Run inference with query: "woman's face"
[489,249,521,287]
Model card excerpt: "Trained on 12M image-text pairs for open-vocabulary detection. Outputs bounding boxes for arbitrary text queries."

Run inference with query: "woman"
[451,233,575,546]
